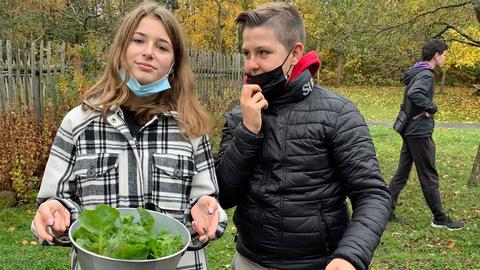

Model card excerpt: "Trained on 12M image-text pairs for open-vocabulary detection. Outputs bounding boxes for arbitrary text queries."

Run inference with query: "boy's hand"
[240,84,268,134]
[191,195,219,241]
[33,199,70,241]
[326,258,356,270]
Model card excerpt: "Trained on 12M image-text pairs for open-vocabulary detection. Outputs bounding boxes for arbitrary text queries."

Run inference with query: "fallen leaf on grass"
[7,226,16,233]
[392,232,401,238]
[447,241,455,249]
[30,240,37,246]
[21,239,29,246]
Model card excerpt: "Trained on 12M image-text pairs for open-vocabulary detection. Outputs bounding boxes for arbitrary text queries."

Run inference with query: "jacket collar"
[267,51,319,106]
[268,69,314,106]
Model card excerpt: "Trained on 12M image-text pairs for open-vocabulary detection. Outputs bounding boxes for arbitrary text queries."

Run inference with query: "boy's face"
[242,26,292,76]
[434,51,447,67]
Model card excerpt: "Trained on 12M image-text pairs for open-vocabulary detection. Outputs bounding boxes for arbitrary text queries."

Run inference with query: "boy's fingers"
[259,99,268,110]
[241,84,261,102]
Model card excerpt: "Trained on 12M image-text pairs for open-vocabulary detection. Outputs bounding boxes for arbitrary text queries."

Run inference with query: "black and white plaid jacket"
[32,104,227,270]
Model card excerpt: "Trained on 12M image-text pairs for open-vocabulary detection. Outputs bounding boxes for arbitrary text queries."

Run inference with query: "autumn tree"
[175,0,245,53]
[470,144,480,186]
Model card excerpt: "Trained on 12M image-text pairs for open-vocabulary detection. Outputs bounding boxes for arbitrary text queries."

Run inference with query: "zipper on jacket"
[253,124,269,253]
[279,104,292,257]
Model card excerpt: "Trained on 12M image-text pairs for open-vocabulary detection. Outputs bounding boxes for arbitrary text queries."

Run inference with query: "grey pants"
[389,136,446,220]
[232,252,278,270]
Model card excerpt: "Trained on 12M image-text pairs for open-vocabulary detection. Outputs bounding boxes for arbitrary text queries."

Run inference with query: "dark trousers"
[388,136,446,220]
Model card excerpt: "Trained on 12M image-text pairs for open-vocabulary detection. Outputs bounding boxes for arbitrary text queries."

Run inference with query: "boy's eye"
[242,51,250,58]
[259,50,269,56]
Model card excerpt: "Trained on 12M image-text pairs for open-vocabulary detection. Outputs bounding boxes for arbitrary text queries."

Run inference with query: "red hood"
[289,50,320,81]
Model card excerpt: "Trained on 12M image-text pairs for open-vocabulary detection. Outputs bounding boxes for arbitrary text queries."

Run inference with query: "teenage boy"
[388,39,464,230]
[215,2,391,270]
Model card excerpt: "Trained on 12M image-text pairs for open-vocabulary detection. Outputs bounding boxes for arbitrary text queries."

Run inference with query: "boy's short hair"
[422,39,448,61]
[235,2,305,50]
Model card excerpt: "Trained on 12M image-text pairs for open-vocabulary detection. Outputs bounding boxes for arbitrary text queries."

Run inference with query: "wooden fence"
[0,40,243,123]
[189,48,243,101]
[0,40,66,121]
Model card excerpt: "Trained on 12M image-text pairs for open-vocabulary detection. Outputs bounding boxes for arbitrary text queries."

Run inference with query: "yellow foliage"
[175,1,238,52]
[175,0,271,52]
[445,26,480,69]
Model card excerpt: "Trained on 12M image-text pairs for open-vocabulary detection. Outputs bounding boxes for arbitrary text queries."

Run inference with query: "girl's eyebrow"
[133,32,172,46]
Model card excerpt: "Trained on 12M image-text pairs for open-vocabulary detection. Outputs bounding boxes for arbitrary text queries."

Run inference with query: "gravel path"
[367,121,480,129]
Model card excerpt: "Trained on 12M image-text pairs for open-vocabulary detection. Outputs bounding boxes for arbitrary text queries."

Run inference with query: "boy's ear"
[290,42,305,65]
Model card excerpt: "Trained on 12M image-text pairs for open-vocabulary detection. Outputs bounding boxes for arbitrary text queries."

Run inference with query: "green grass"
[331,86,480,123]
[0,204,70,270]
[1,86,479,269]
[369,126,480,270]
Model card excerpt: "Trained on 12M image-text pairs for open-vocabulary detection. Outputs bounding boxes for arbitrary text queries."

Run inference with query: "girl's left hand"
[191,195,219,242]
[325,258,356,270]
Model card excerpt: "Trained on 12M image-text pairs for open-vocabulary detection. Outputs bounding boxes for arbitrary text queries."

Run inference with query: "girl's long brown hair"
[81,1,212,138]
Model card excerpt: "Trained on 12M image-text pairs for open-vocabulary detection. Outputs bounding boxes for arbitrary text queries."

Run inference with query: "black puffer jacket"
[402,68,437,138]
[215,70,391,270]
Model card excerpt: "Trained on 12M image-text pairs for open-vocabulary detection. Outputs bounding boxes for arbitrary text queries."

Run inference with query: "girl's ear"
[290,42,305,65]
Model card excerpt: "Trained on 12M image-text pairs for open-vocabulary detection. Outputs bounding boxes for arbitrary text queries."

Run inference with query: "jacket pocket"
[151,152,197,212]
[73,153,119,205]
[317,207,328,254]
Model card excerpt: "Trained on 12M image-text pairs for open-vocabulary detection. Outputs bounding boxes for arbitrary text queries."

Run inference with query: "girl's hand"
[33,200,70,241]
[190,196,219,241]
[325,258,356,270]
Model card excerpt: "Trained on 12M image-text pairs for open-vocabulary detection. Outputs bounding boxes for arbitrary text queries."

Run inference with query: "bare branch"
[433,22,480,45]
[377,1,472,35]
[447,37,480,47]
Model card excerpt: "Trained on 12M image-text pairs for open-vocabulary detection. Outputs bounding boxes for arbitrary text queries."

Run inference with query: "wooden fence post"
[31,41,41,123]
[22,42,29,110]
[38,40,44,122]
[15,42,22,111]
[0,40,5,112]
[6,40,14,107]
[47,41,56,104]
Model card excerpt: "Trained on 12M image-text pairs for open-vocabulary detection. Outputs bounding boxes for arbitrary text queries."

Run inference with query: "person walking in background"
[388,39,464,230]
[31,1,226,269]
[215,2,391,270]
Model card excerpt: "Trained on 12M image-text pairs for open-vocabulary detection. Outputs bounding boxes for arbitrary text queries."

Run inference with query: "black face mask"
[246,50,292,102]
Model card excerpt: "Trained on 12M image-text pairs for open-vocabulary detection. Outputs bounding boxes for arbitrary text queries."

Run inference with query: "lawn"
[0,86,479,270]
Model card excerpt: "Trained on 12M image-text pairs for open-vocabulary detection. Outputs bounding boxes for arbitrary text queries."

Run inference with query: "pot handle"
[187,235,209,251]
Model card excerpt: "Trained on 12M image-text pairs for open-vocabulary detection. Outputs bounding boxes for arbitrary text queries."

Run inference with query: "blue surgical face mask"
[119,64,174,97]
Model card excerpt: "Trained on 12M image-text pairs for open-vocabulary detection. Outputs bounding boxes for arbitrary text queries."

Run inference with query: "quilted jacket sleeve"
[214,108,263,209]
[329,101,391,270]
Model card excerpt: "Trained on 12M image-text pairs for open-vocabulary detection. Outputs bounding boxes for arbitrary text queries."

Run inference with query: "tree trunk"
[438,68,446,94]
[335,51,344,87]
[469,143,480,187]
[215,0,222,53]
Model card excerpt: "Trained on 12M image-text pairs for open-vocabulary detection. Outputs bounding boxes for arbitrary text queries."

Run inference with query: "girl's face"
[124,15,175,85]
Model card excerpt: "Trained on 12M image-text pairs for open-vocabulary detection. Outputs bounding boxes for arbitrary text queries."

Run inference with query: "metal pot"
[68,208,190,270]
